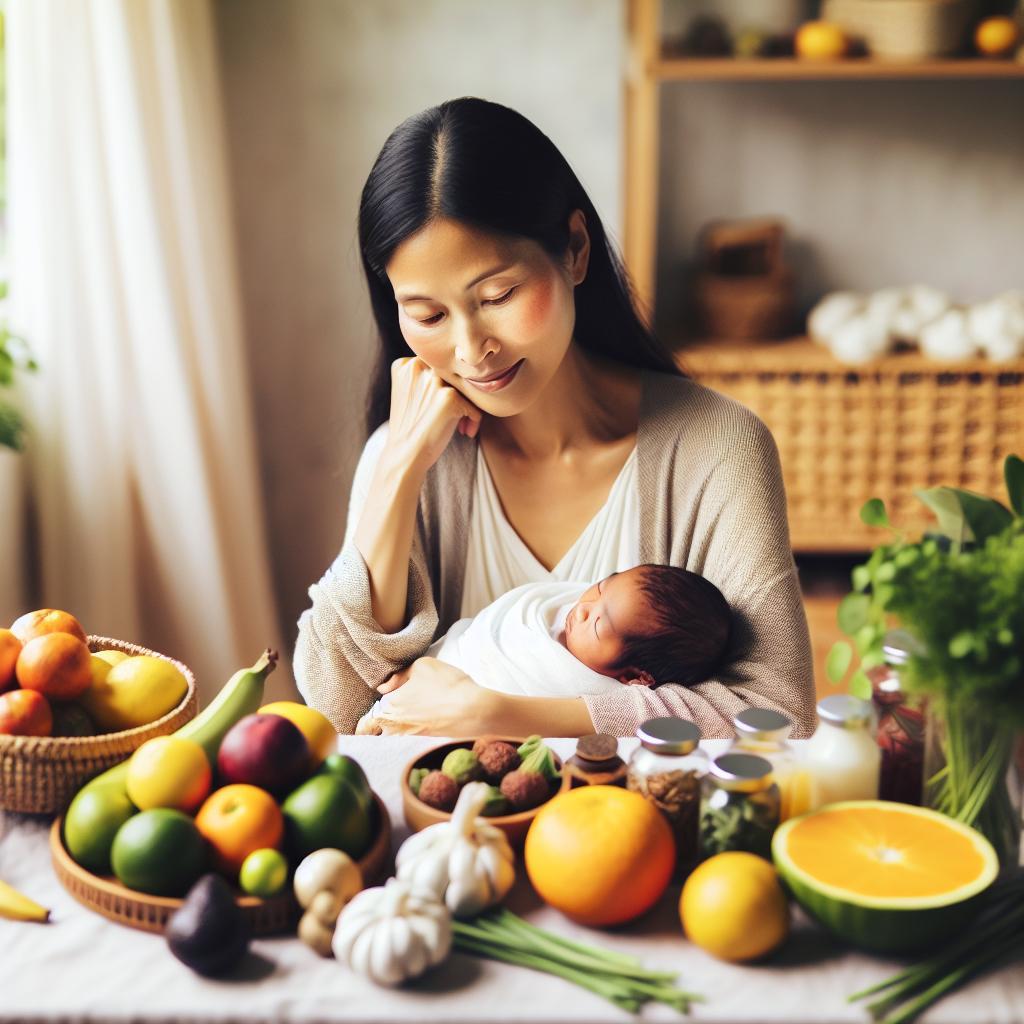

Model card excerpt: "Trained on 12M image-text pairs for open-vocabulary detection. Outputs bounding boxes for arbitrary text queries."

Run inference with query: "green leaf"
[1006,455,1024,517]
[915,487,971,545]
[837,592,871,635]
[851,565,871,592]
[826,642,853,683]
[860,498,890,529]
[957,490,1013,542]
[849,670,872,701]
[854,623,880,656]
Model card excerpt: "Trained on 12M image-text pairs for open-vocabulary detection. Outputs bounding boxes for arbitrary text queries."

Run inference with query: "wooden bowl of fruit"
[401,735,569,850]
[0,609,198,815]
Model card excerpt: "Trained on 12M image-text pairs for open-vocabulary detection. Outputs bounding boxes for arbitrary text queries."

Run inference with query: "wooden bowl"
[50,791,392,935]
[0,636,198,815]
[401,737,569,851]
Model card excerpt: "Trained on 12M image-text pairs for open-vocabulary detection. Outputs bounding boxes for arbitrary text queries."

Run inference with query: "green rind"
[772,801,999,955]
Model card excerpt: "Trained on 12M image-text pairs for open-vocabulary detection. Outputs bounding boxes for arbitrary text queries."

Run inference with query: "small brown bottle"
[564,734,628,788]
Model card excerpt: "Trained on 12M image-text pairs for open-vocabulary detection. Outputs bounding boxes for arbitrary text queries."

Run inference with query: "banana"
[0,879,50,923]
[76,649,279,799]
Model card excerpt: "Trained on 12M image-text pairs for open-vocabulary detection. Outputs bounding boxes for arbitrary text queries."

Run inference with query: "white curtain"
[6,0,292,703]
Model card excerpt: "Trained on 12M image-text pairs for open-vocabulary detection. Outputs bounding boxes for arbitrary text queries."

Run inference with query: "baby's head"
[563,564,731,687]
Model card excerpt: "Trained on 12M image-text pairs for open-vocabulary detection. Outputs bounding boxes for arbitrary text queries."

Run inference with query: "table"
[1,737,1022,1023]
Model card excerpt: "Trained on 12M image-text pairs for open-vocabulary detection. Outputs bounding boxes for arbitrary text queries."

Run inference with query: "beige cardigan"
[294,370,816,738]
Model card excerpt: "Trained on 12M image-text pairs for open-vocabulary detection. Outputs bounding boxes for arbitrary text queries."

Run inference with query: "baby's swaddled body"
[358,581,623,730]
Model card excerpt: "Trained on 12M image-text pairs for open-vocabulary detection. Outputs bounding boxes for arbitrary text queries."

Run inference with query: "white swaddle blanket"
[358,580,624,729]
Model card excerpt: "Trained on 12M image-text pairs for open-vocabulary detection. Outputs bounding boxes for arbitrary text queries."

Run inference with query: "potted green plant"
[828,455,1024,870]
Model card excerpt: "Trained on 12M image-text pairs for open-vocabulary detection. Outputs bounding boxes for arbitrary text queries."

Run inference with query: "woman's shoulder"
[639,368,776,458]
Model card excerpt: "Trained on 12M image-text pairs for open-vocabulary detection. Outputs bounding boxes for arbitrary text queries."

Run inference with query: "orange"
[126,736,212,812]
[680,852,789,961]
[975,17,1020,58]
[10,608,88,645]
[795,21,848,60]
[0,689,52,736]
[524,785,675,926]
[0,628,22,692]
[15,633,92,701]
[195,783,284,878]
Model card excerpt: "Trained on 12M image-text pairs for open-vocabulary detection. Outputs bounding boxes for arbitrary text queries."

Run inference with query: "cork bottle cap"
[575,734,620,763]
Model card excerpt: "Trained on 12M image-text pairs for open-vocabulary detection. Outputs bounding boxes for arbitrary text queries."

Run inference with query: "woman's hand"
[382,357,483,479]
[355,657,501,736]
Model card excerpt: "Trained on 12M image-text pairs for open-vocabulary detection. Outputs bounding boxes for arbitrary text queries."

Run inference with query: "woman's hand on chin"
[357,657,502,736]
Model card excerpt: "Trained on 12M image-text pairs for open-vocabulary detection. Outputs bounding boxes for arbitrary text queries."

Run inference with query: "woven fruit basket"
[49,793,392,936]
[0,636,197,815]
[678,338,1024,552]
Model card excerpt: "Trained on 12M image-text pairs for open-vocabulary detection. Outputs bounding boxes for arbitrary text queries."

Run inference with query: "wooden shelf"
[655,57,1024,82]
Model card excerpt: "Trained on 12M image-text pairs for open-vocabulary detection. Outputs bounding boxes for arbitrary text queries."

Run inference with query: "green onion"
[452,907,701,1014]
[848,873,1024,1024]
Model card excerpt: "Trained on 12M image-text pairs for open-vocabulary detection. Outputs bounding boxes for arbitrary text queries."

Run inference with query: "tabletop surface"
[2,736,1022,1024]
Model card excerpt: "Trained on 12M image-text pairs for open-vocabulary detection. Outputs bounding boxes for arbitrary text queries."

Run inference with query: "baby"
[357,564,732,729]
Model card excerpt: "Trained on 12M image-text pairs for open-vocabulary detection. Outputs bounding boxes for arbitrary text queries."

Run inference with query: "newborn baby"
[357,564,732,730]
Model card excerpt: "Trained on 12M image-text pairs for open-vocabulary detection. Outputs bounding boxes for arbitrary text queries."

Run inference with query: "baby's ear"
[617,668,657,688]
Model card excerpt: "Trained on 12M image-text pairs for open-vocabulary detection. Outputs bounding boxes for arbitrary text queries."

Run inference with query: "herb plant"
[0,316,36,451]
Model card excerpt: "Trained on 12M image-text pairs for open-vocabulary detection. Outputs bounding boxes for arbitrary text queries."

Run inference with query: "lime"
[282,774,372,862]
[64,786,137,874]
[239,848,289,897]
[111,809,208,896]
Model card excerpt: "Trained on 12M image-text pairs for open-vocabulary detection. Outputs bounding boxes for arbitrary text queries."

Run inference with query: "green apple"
[64,785,137,874]
[282,774,371,863]
[239,848,288,897]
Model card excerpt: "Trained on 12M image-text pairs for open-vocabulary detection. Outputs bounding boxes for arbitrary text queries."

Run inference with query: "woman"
[295,97,815,738]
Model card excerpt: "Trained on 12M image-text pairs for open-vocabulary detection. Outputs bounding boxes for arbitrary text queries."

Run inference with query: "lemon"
[975,17,1020,58]
[795,21,847,61]
[79,654,188,731]
[127,736,212,812]
[680,852,789,961]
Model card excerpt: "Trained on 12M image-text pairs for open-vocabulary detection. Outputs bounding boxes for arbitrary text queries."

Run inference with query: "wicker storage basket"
[823,0,976,61]
[678,337,1024,552]
[0,636,197,815]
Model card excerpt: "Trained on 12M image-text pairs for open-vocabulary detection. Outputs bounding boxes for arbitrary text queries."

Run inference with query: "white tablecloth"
[1,737,1022,1024]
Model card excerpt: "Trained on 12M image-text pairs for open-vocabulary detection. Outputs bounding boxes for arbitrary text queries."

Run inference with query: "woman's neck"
[481,345,641,462]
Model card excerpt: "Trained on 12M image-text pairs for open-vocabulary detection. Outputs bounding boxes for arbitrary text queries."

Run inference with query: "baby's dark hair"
[616,565,732,686]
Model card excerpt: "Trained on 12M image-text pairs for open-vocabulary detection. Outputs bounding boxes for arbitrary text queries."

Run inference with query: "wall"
[655,79,1024,335]
[213,0,626,654]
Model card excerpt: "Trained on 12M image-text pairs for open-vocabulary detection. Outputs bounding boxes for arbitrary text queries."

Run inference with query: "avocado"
[165,874,249,977]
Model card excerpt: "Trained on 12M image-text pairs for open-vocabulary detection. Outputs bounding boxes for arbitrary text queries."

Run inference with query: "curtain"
[6,0,292,702]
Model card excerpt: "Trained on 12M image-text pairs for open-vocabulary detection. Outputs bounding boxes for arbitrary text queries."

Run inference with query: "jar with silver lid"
[804,694,880,811]
[728,708,810,821]
[700,753,780,860]
[627,717,709,871]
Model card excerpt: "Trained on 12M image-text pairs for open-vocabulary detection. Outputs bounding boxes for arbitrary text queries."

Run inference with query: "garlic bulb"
[294,848,363,914]
[967,293,1024,363]
[828,313,891,364]
[890,285,950,342]
[395,781,515,918]
[332,878,451,986]
[919,309,977,361]
[808,291,863,344]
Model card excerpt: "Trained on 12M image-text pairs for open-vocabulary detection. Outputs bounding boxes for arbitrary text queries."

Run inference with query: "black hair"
[357,96,683,436]
[617,565,732,686]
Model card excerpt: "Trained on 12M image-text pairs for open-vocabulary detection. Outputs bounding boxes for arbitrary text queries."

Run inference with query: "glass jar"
[804,695,881,810]
[699,753,780,860]
[728,708,810,821]
[627,717,708,872]
[869,630,926,806]
[565,733,628,788]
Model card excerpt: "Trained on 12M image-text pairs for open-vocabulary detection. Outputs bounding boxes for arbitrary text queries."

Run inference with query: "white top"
[459,444,640,619]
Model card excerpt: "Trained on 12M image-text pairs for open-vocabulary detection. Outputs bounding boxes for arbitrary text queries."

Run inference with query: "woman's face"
[385,214,588,415]
[564,569,651,681]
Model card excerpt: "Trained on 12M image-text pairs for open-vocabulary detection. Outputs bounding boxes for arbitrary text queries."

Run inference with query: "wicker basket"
[823,0,977,61]
[0,636,197,815]
[49,793,393,935]
[678,337,1024,552]
[692,219,796,341]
